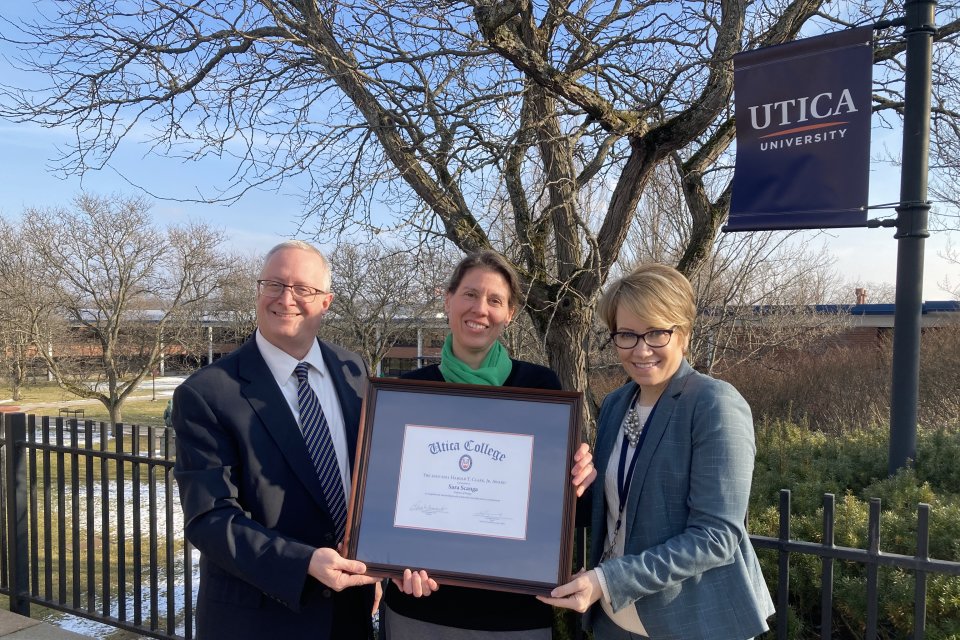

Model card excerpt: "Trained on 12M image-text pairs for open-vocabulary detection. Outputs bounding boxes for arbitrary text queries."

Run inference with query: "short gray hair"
[263,240,332,291]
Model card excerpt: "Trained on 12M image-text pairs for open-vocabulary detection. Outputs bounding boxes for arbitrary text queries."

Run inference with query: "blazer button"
[324,533,334,544]
[322,589,332,598]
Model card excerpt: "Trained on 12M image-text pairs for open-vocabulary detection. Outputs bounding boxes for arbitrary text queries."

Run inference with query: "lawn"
[5,381,80,403]
[5,381,171,427]
[32,398,170,427]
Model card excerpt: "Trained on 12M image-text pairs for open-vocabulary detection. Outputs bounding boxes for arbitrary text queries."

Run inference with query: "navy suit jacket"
[585,360,775,640]
[173,337,374,639]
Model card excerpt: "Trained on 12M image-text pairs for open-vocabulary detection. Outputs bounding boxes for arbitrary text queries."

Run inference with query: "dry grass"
[3,381,170,428]
[3,381,79,404]
[718,324,960,433]
[26,398,169,427]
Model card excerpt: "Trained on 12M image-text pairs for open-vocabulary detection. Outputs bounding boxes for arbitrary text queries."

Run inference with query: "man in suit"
[173,240,379,639]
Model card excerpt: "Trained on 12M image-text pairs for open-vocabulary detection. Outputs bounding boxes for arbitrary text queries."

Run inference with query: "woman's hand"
[571,442,597,497]
[373,580,383,614]
[537,569,603,613]
[391,568,440,597]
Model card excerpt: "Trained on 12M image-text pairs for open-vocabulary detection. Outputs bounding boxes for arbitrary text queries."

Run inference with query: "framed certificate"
[344,377,582,595]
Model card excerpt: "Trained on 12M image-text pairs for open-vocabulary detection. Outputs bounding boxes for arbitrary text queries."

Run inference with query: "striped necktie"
[294,362,347,542]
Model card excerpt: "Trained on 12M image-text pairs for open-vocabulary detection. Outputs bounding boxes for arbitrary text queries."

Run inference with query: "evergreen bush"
[751,421,960,639]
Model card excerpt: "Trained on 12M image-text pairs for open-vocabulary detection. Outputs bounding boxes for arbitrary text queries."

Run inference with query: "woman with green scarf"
[383,249,596,640]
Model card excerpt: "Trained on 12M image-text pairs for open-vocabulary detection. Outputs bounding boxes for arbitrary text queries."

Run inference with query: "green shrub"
[752,422,960,639]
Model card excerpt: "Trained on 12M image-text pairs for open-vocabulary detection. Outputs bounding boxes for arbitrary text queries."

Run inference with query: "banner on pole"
[728,27,874,231]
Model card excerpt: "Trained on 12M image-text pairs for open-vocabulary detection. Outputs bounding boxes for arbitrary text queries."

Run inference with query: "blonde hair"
[597,264,696,336]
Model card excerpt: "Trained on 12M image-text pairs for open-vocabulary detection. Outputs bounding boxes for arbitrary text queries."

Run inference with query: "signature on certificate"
[409,501,449,516]
[474,510,511,525]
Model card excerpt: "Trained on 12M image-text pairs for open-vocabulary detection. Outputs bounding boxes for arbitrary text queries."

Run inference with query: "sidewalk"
[0,610,90,639]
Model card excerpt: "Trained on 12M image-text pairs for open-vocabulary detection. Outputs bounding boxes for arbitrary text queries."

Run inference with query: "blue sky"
[0,5,956,302]
[0,116,307,255]
[4,120,954,302]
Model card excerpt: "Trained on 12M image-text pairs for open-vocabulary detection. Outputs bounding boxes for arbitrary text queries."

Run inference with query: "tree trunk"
[12,362,23,401]
[106,400,122,435]
[534,299,593,640]
[529,297,595,443]
[12,343,25,401]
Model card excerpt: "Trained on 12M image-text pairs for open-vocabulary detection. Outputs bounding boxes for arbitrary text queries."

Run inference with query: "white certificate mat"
[393,424,534,540]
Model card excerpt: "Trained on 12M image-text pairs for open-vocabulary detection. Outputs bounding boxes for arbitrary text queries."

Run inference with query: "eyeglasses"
[257,280,328,302]
[609,327,676,349]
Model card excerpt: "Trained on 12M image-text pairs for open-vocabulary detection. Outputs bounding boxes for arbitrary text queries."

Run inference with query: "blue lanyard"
[614,400,657,534]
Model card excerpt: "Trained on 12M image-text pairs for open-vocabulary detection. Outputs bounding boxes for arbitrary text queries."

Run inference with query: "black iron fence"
[0,411,193,640]
[1,411,959,639]
[753,489,960,640]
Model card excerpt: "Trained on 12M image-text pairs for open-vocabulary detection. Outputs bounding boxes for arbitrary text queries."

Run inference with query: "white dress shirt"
[255,330,351,496]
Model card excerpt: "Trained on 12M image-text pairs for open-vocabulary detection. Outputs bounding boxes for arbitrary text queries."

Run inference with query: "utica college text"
[428,439,506,461]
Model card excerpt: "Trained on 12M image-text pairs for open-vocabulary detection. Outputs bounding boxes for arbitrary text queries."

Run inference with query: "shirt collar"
[255,330,326,382]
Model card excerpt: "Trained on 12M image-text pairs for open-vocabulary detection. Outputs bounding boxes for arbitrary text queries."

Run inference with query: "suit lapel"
[594,385,636,479]
[590,383,637,560]
[237,339,331,510]
[319,340,364,469]
[623,360,695,525]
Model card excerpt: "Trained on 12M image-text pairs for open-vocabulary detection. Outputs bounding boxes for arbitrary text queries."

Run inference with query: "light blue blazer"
[585,360,775,640]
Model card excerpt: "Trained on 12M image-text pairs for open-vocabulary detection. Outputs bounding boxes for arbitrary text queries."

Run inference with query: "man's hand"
[308,547,380,591]
[536,569,602,613]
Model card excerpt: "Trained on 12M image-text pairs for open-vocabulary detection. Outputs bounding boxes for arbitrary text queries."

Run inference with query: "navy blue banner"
[728,27,873,231]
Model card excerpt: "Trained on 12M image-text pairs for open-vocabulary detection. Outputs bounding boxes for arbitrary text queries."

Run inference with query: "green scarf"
[438,334,513,386]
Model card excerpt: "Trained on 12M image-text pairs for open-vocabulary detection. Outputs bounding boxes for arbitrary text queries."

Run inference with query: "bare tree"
[596,160,852,378]
[939,241,960,299]
[690,241,852,375]
[322,243,451,373]
[0,217,57,400]
[214,252,263,346]
[0,314,32,401]
[20,193,231,425]
[2,1,958,423]
[168,250,263,367]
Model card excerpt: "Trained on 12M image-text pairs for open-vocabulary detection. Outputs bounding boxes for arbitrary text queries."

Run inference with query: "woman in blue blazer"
[540,264,775,639]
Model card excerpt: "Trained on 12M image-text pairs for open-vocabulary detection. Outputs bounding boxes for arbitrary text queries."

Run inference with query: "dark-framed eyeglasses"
[609,327,677,349]
[257,280,328,302]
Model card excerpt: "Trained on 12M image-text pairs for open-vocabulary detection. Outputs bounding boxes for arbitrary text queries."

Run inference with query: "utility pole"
[887,0,936,474]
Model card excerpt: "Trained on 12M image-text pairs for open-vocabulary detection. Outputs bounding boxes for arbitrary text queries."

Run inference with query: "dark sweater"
[384,359,562,631]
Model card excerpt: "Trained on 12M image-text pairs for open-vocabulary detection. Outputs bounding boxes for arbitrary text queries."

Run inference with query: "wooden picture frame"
[344,377,582,595]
